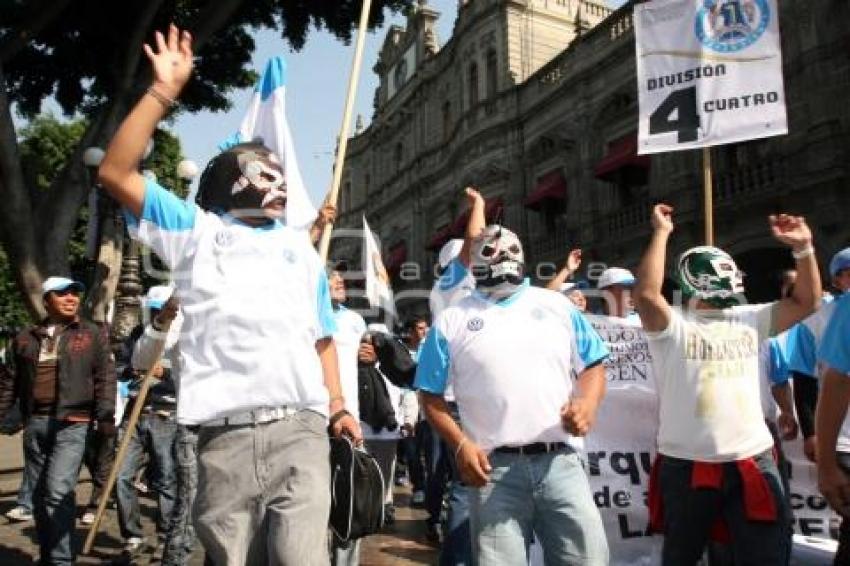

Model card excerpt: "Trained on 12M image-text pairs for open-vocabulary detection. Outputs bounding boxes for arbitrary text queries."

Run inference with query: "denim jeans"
[193,409,331,566]
[469,447,608,566]
[834,452,850,566]
[116,413,178,540]
[83,423,115,508]
[658,450,790,566]
[27,416,89,566]
[17,431,37,510]
[162,425,199,566]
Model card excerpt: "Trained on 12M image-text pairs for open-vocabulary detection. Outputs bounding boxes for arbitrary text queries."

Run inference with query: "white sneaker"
[5,505,33,522]
[124,536,146,554]
[81,511,96,525]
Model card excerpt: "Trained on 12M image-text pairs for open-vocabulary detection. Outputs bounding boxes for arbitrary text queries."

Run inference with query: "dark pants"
[399,433,426,492]
[84,423,115,509]
[659,450,790,566]
[27,417,89,566]
[835,452,850,566]
[116,413,177,540]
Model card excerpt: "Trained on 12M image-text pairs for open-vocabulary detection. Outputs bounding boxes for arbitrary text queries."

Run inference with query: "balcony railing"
[714,158,784,204]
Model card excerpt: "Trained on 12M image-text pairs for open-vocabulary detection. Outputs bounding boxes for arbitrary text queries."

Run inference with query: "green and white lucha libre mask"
[676,246,744,308]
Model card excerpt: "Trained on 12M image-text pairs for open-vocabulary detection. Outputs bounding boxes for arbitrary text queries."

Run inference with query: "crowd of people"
[1,23,850,566]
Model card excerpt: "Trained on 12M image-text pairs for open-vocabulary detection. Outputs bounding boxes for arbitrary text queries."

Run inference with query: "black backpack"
[329,436,385,542]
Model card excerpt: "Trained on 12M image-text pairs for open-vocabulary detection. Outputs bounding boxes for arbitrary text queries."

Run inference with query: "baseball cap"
[438,239,464,270]
[829,247,850,277]
[144,285,174,310]
[597,268,636,290]
[42,277,85,296]
[559,280,589,294]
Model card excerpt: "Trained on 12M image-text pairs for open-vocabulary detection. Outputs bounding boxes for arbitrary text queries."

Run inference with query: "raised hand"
[565,248,582,273]
[769,214,812,250]
[143,24,193,99]
[651,203,674,234]
[465,186,484,207]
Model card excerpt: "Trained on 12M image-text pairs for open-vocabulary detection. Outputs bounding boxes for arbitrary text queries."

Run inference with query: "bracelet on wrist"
[146,86,177,109]
[792,245,814,260]
[329,394,345,405]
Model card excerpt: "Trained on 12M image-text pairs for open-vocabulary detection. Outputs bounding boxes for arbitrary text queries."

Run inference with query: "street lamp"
[177,159,199,200]
[83,147,105,260]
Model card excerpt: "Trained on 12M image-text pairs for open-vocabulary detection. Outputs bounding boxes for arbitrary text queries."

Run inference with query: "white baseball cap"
[144,285,174,310]
[597,268,636,290]
[42,277,85,296]
[438,239,464,270]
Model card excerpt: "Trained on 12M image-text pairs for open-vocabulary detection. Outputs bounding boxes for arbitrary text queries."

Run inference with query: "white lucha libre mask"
[471,225,526,298]
[231,151,287,208]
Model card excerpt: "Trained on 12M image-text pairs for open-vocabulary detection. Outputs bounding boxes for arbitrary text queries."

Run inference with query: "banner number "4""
[648,86,700,143]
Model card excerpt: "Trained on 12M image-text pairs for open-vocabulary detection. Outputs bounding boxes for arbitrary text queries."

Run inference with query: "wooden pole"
[82,325,170,555]
[318,0,374,262]
[702,146,714,246]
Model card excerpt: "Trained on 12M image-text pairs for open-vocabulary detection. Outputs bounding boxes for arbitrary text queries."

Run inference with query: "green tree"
[0,115,184,326]
[0,0,413,319]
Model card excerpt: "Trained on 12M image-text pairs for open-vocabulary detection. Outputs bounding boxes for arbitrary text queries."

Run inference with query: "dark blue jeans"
[441,441,472,566]
[659,450,790,566]
[26,417,89,566]
[162,425,198,566]
[116,413,177,540]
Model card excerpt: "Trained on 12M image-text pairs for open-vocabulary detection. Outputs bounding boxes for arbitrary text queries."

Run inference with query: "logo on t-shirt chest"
[466,317,484,331]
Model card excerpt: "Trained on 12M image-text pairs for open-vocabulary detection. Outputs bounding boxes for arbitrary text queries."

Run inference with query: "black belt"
[494,442,568,455]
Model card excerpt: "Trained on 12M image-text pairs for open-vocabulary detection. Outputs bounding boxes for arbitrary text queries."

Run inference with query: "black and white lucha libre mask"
[471,225,526,299]
[196,143,287,216]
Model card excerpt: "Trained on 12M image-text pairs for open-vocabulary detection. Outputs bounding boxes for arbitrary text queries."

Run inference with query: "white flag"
[362,216,395,315]
[635,0,787,154]
[220,57,317,229]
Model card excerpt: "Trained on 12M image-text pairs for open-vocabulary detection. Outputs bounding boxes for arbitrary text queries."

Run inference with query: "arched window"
[468,62,479,108]
[486,50,498,99]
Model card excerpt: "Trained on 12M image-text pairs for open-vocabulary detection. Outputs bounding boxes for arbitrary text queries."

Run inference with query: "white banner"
[556,315,838,565]
[634,0,787,154]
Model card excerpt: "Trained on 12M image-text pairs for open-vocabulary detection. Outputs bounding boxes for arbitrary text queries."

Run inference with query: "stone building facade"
[334,0,850,316]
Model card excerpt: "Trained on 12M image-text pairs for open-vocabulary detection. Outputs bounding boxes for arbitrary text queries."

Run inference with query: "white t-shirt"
[415,280,609,451]
[332,306,367,422]
[126,179,337,425]
[646,304,776,462]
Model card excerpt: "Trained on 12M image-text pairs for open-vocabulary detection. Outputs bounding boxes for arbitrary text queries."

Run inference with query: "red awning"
[384,242,407,273]
[593,134,651,181]
[426,226,451,251]
[449,197,505,237]
[524,171,567,211]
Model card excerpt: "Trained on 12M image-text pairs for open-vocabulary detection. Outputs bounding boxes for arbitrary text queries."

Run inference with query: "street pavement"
[0,431,437,565]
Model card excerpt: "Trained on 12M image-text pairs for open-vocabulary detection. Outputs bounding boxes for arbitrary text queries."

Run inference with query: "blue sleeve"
[768,337,790,385]
[819,296,850,374]
[316,271,337,338]
[124,178,196,231]
[569,308,609,370]
[414,327,451,395]
[787,323,817,377]
[438,258,470,291]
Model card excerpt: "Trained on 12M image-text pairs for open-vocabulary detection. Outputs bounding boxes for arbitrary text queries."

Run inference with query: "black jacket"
[358,364,398,434]
[0,318,115,424]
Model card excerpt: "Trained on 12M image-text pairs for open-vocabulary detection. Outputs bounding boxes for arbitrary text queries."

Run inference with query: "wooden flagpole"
[318,0,374,262]
[702,146,714,246]
[82,326,171,555]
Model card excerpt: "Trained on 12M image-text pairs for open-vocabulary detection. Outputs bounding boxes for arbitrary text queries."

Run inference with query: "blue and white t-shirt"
[415,280,609,451]
[332,306,367,422]
[818,293,850,451]
[126,179,337,424]
[429,258,475,319]
[785,295,837,378]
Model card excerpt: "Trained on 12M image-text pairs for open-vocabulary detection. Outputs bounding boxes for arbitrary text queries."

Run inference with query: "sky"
[174,0,626,206]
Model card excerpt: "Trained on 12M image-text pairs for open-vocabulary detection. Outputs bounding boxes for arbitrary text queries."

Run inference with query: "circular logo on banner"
[467,317,484,332]
[694,0,769,53]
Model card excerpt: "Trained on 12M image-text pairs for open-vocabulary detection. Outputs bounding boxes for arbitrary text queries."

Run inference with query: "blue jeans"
[162,425,199,566]
[658,450,790,566]
[469,447,608,566]
[27,417,89,566]
[116,413,177,540]
[441,445,472,566]
[17,432,36,510]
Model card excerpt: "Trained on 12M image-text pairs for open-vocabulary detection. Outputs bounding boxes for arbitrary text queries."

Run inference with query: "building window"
[486,50,498,99]
[468,62,479,108]
[442,101,451,141]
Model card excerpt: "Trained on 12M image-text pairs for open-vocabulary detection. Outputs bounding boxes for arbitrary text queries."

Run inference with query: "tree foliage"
[0,0,414,318]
